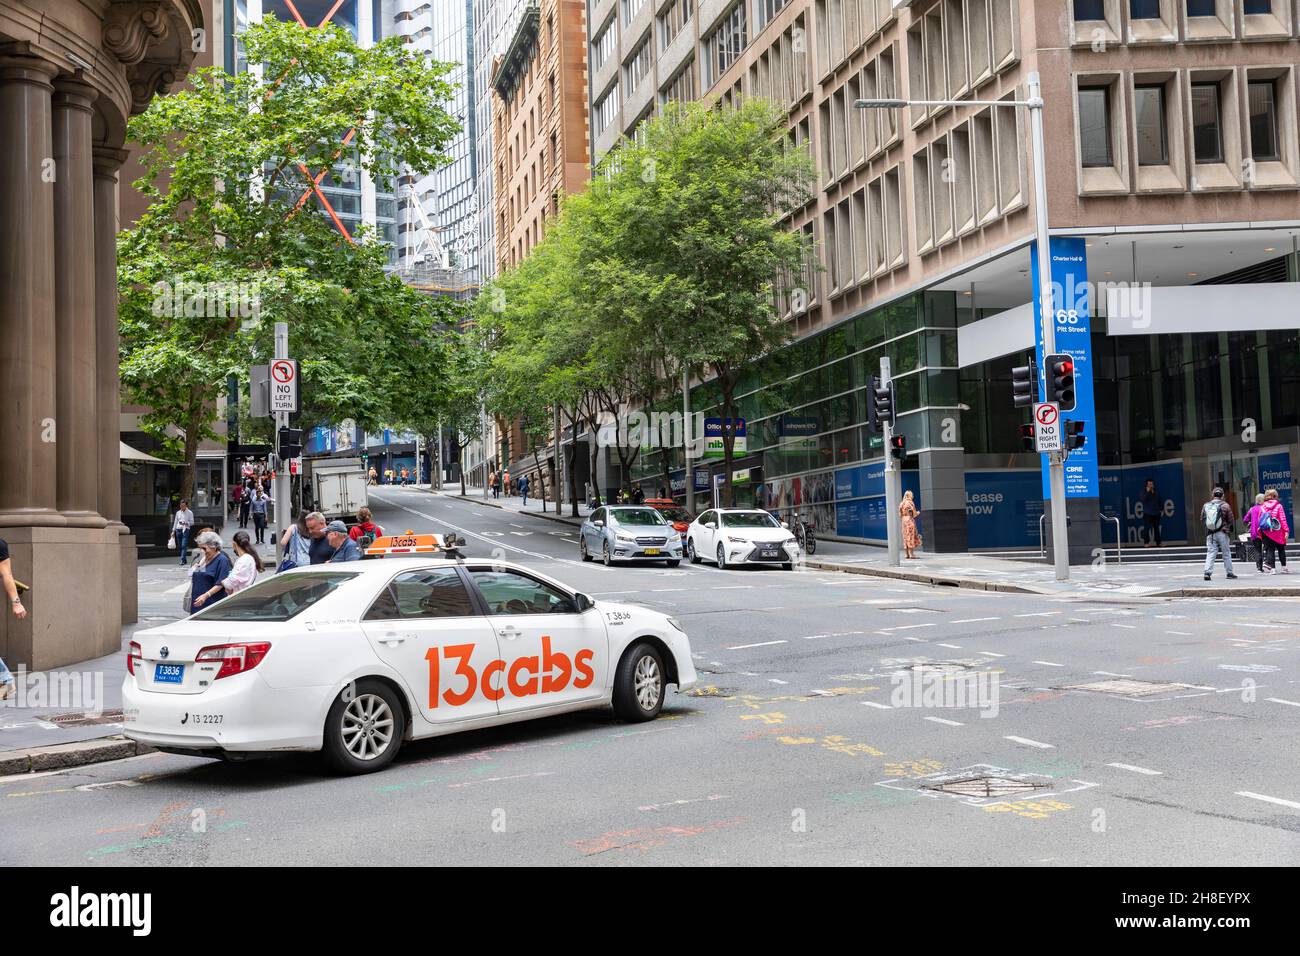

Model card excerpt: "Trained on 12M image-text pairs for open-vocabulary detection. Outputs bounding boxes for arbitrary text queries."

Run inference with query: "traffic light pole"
[1027,72,1070,582]
[273,321,291,566]
[881,357,901,568]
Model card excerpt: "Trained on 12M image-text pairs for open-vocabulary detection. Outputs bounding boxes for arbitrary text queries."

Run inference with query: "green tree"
[118,17,461,501]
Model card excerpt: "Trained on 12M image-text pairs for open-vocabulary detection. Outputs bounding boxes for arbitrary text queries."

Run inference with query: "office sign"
[270,358,298,413]
[703,418,746,459]
[1030,236,1098,499]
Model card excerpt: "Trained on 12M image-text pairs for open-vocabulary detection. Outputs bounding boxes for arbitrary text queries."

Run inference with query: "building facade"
[598,0,1298,557]
[1,0,204,669]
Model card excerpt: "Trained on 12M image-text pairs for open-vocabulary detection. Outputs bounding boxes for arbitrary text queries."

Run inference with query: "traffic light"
[889,434,906,460]
[1019,423,1035,452]
[278,426,303,460]
[1011,359,1037,408]
[1065,420,1086,451]
[1045,353,1077,411]
[872,378,896,431]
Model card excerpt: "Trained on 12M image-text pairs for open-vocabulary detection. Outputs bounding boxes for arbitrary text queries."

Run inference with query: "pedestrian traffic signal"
[1019,423,1035,452]
[1011,359,1037,408]
[1065,419,1086,450]
[1045,353,1076,411]
[889,435,906,460]
[871,378,896,432]
[278,426,303,460]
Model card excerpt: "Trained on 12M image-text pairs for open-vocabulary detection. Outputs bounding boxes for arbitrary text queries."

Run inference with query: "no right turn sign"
[1033,402,1061,452]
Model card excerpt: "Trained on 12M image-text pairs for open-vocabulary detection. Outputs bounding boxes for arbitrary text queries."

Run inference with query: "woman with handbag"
[1259,489,1291,574]
[278,511,312,572]
[171,499,194,566]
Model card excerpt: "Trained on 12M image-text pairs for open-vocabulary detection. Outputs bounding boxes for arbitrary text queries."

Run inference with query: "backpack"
[1202,501,1225,533]
[1259,508,1281,533]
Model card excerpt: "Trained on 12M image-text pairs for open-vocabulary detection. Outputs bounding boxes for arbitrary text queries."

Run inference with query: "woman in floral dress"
[899,490,921,559]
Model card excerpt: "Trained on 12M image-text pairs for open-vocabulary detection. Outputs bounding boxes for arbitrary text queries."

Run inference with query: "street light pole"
[855,71,1070,580]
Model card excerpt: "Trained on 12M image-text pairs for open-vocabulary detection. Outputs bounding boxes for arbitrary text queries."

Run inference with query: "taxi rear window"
[193,571,360,622]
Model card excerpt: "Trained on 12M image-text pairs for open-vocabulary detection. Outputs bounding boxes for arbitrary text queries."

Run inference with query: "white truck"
[308,457,369,524]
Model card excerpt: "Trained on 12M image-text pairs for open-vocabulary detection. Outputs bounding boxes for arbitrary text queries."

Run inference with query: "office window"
[1243,0,1270,12]
[660,0,693,47]
[662,60,697,104]
[1248,80,1279,162]
[755,0,789,30]
[1185,0,1214,15]
[1190,82,1223,164]
[1074,0,1105,17]
[621,0,647,25]
[592,21,616,70]
[594,84,620,136]
[703,2,747,88]
[1134,85,1167,166]
[1130,0,1159,17]
[625,38,653,96]
[1078,87,1112,167]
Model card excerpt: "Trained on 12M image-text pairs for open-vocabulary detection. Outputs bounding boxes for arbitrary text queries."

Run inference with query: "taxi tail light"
[127,641,142,676]
[196,642,272,680]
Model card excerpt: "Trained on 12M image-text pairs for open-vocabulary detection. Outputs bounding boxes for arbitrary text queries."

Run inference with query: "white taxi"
[122,558,698,774]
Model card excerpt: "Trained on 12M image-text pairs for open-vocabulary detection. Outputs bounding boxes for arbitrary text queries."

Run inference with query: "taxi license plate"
[154,663,184,685]
[643,548,661,556]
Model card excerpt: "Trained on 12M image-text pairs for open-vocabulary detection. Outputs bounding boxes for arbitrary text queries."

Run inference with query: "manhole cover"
[40,710,125,727]
[1063,679,1193,698]
[925,776,1051,798]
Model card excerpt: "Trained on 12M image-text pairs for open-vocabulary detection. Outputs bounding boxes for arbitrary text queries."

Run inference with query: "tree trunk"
[589,437,602,505]
[566,407,580,516]
[458,438,470,496]
[180,412,201,506]
[532,442,548,512]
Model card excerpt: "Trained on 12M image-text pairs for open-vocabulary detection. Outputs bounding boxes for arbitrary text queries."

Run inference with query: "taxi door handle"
[498,625,522,641]
[380,633,407,646]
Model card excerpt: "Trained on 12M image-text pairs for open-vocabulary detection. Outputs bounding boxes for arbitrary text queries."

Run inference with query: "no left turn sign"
[270,359,298,413]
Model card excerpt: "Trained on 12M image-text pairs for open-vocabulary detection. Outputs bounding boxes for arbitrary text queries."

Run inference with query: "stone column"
[53,75,107,528]
[0,53,64,528]
[94,146,130,532]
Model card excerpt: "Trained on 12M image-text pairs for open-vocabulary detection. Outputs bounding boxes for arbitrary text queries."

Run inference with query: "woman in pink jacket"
[1257,489,1290,574]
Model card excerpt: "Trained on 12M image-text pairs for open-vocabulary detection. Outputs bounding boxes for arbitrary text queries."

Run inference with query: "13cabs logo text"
[426,638,595,707]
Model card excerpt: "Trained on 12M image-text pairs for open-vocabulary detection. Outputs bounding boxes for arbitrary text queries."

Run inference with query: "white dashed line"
[1165,631,1193,636]
[861,701,894,710]
[1108,763,1163,776]
[1004,736,1054,749]
[725,640,788,650]
[769,678,789,685]
[936,643,963,649]
[1112,624,1138,630]
[1266,697,1300,708]
[1014,612,1060,618]
[1033,660,1066,667]
[924,716,964,726]
[1094,671,1131,677]
[1237,791,1300,811]
[951,617,1000,624]
[883,623,937,631]
[978,651,1005,658]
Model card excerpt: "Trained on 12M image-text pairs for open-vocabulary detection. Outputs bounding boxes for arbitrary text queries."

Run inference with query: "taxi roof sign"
[365,533,451,556]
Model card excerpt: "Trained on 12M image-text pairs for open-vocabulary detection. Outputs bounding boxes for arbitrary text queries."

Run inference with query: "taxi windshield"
[192,571,360,622]
[610,508,667,526]
[721,512,780,529]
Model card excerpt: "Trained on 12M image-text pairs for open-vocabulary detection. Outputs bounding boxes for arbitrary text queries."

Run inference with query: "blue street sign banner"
[1030,236,1099,499]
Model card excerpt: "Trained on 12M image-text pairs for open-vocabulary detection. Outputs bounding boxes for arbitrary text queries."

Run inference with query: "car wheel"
[686,538,701,564]
[716,543,727,569]
[602,541,613,567]
[612,641,666,722]
[321,679,403,775]
[579,537,591,562]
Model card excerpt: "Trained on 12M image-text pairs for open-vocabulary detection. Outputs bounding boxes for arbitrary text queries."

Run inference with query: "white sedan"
[685,508,801,569]
[122,559,697,774]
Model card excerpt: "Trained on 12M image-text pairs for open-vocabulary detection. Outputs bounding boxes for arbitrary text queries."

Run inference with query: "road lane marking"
[951,617,1000,624]
[1112,624,1137,629]
[1237,791,1300,811]
[1094,671,1131,677]
[1108,763,1162,776]
[1004,736,1054,749]
[882,623,937,631]
[861,701,893,710]
[924,716,964,726]
[725,640,788,650]
[769,679,788,685]
[979,651,1005,658]
[1033,661,1066,667]
[1014,612,1060,618]
[936,643,962,649]
[1165,631,1193,636]
[1266,697,1300,707]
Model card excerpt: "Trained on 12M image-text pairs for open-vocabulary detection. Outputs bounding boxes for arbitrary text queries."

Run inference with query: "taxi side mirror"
[574,593,593,612]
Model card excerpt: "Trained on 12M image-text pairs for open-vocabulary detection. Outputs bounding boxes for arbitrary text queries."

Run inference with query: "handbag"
[167,530,177,551]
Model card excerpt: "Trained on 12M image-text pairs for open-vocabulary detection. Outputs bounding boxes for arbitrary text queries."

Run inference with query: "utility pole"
[273,322,290,565]
[553,404,563,514]
[881,357,901,568]
[480,402,489,499]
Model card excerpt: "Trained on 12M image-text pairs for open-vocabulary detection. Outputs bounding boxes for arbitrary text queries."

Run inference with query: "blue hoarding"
[1099,460,1186,545]
[1030,236,1099,499]
[833,461,919,540]
[964,471,1045,549]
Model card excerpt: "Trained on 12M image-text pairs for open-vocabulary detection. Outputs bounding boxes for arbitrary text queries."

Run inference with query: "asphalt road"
[4,486,1299,866]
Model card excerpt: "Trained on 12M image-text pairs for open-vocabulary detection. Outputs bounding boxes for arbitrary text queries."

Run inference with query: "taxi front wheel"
[613,642,665,722]
[322,679,404,774]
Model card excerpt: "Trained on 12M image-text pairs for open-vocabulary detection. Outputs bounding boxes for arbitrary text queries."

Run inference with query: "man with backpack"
[1201,487,1238,581]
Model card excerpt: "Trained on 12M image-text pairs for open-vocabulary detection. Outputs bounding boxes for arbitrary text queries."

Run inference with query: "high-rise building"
[594,0,1299,559]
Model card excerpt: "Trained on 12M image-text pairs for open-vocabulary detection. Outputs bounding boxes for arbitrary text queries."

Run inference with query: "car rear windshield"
[722,512,780,529]
[611,508,666,526]
[192,571,360,622]
[656,507,692,522]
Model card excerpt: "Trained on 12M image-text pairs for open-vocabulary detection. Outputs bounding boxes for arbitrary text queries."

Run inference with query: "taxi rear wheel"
[613,642,665,722]
[322,680,404,775]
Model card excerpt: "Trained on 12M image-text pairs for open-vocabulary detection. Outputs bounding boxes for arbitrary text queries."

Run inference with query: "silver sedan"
[579,505,684,567]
